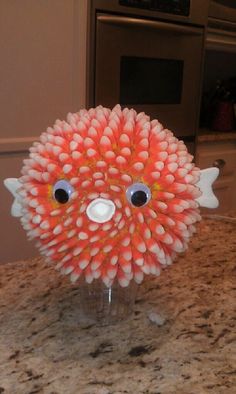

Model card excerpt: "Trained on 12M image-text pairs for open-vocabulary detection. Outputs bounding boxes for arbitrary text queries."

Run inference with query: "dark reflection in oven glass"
[120,56,184,105]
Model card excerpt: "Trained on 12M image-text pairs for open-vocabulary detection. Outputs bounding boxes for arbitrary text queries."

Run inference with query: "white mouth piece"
[86,198,116,223]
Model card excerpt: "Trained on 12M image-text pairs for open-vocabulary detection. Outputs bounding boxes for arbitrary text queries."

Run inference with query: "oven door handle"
[97,14,202,36]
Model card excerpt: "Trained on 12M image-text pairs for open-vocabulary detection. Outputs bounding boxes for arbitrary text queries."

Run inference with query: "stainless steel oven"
[88,0,209,153]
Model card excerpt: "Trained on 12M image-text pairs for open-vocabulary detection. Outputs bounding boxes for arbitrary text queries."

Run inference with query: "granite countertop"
[0,217,236,394]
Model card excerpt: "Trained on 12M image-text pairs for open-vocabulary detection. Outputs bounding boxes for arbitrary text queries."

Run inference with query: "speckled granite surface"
[0,218,236,394]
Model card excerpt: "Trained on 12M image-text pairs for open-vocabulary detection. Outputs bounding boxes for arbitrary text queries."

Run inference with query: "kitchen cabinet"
[198,4,236,215]
[196,135,236,213]
[0,0,88,263]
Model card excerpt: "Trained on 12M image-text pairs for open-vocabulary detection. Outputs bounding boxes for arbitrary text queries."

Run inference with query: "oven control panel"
[119,0,190,16]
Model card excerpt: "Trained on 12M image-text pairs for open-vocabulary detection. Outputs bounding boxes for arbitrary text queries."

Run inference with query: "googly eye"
[126,182,151,207]
[53,180,74,204]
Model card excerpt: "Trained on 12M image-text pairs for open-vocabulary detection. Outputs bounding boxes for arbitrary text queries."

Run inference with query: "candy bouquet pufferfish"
[4,105,219,287]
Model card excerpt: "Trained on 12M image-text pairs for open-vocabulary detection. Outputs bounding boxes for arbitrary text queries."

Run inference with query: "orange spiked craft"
[4,105,219,287]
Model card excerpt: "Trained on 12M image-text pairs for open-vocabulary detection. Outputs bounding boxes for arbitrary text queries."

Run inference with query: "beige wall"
[0,0,88,263]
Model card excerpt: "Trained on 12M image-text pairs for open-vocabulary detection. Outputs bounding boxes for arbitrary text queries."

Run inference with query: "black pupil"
[131,190,147,207]
[54,188,69,204]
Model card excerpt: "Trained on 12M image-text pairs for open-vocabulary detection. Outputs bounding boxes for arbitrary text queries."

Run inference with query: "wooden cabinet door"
[0,0,88,263]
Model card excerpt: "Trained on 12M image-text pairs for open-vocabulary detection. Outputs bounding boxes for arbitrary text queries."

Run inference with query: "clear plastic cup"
[78,279,138,326]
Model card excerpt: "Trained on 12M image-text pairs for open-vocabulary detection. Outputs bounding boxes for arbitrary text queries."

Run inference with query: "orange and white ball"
[15,105,202,287]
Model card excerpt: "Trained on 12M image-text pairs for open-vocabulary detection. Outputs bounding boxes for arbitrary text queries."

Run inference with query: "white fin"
[3,178,23,217]
[195,167,219,208]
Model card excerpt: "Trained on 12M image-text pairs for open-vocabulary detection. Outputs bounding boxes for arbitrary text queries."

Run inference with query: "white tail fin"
[195,167,219,208]
[4,178,23,217]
